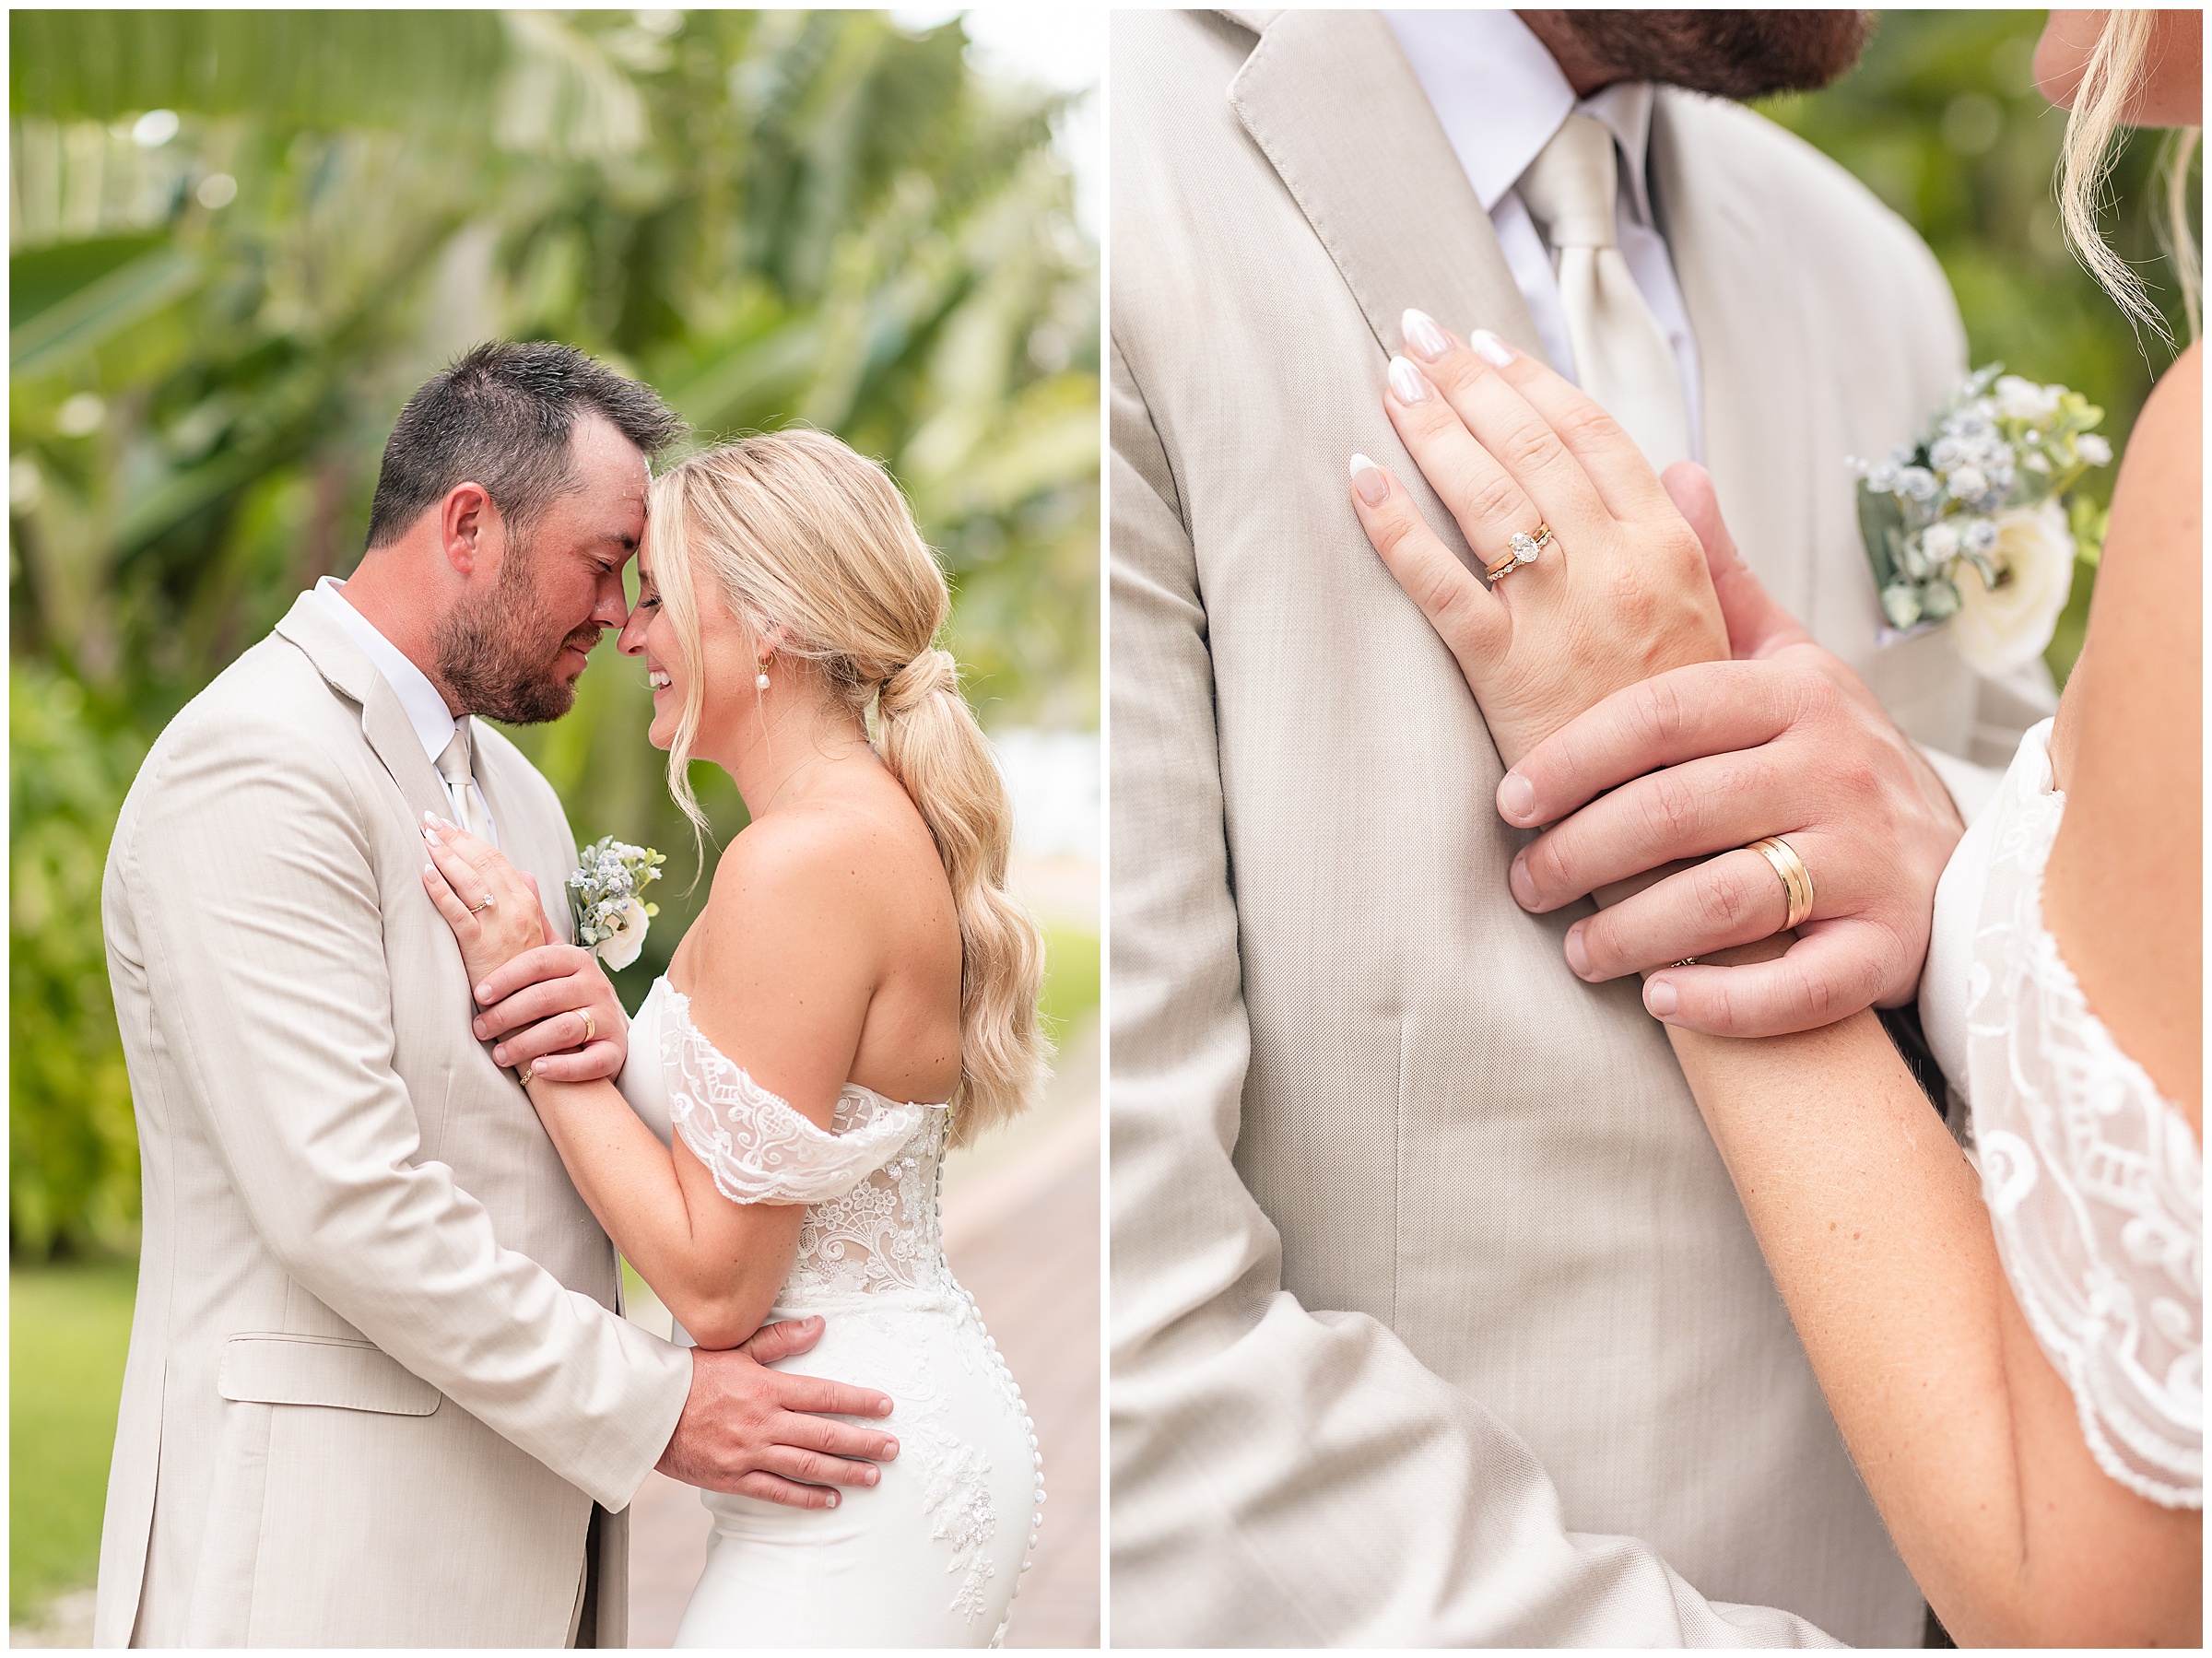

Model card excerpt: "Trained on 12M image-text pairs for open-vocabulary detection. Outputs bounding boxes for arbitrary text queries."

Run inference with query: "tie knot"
[1517,113,1620,251]
[435,729,474,791]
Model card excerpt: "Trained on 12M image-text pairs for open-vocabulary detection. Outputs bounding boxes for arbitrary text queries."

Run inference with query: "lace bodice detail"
[637,980,955,1304]
[1958,721,2203,1508]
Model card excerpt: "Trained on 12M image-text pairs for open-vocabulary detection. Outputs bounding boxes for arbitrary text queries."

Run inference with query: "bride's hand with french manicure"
[418,815,549,989]
[1348,310,1726,769]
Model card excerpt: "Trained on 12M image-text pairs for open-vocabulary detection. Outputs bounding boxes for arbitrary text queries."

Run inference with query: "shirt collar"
[312,576,465,766]
[1383,10,1658,225]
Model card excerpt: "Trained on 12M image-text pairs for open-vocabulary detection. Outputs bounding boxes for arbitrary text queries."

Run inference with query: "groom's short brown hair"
[364,340,686,549]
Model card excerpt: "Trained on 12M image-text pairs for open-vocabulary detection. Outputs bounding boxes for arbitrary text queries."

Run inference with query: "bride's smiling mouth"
[648,665,674,693]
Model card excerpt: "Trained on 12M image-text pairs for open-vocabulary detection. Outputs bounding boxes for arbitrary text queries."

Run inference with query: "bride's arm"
[1665,1003,2196,1645]
[1673,345,2202,1646]
[2043,340,2201,1125]
[420,816,871,1350]
[1353,335,2202,1643]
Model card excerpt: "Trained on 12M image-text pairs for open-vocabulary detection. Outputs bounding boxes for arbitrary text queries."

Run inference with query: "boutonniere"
[1852,364,2112,677]
[566,836,665,971]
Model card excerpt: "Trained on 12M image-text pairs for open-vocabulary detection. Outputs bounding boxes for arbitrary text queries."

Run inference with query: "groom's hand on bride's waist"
[656,1316,900,1509]
[1495,464,1967,1040]
[471,944,629,1081]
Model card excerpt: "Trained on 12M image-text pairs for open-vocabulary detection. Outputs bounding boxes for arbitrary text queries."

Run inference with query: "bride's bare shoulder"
[2042,337,2200,1125]
[700,789,941,948]
[2122,336,2202,501]
[706,802,881,918]
[2088,338,2200,686]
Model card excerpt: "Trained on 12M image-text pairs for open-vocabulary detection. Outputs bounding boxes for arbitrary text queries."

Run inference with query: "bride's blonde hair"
[2056,10,2201,342]
[647,429,1048,1145]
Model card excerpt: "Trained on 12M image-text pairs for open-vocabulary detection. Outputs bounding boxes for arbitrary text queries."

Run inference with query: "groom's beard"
[1559,11,1875,100]
[432,541,601,724]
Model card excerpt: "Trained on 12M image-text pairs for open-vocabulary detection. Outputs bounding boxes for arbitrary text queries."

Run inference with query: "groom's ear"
[438,481,497,578]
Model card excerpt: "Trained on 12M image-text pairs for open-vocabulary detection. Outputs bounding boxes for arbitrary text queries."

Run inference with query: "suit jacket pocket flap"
[218,1334,440,1416]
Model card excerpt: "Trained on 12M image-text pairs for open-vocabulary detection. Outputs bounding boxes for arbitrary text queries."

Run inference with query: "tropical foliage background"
[11,8,1100,1267]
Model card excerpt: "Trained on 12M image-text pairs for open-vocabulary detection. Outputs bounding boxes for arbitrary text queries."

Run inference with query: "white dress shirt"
[1383,9,1705,460]
[312,576,498,845]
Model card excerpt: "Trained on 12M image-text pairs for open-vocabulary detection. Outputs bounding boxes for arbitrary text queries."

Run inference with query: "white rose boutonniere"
[1850,363,2112,678]
[566,836,666,972]
[1950,502,2077,678]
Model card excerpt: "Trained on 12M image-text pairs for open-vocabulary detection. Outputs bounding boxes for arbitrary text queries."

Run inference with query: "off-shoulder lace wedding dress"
[616,977,1043,1646]
[1922,719,2203,1509]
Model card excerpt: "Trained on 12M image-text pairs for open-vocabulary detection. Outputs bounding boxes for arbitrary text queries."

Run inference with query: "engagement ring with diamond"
[1486,523,1553,582]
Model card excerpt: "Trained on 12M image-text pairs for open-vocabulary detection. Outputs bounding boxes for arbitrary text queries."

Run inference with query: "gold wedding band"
[1485,522,1553,582]
[517,1064,534,1087]
[1745,836,1815,932]
[467,893,495,914]
[580,1008,595,1044]
[1670,958,1698,969]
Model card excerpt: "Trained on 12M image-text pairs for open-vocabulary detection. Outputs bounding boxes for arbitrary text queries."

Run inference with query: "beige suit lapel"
[1650,89,1817,623]
[1227,10,1542,361]
[271,592,453,834]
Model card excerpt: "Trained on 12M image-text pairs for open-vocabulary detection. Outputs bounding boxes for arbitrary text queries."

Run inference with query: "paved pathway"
[623,1021,1100,1647]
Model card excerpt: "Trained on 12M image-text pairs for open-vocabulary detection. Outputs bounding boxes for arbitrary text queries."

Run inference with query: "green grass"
[1038,923,1100,1044]
[12,1258,137,1625]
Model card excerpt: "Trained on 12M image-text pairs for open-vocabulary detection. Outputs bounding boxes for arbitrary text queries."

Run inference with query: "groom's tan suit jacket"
[1112,12,2047,1647]
[96,593,694,1647]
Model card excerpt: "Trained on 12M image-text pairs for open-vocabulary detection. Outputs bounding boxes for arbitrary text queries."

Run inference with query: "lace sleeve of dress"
[1966,726,2204,1510]
[660,989,924,1205]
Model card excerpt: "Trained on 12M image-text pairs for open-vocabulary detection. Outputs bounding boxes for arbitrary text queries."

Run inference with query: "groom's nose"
[589,570,630,631]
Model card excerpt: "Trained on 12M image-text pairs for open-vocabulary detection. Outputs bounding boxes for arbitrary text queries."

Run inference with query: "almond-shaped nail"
[1348,453,1389,506]
[1386,355,1432,406]
[1402,308,1451,362]
[1468,329,1514,367]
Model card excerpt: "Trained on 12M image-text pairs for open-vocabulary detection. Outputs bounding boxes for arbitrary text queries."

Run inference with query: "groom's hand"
[1496,464,1967,1038]
[472,945,629,1081]
[656,1316,900,1509]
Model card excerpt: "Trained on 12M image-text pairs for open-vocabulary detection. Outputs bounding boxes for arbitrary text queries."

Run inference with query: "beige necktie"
[1516,112,1692,471]
[434,728,490,843]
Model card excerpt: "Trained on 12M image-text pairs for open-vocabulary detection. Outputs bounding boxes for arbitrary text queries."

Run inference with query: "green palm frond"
[9,9,1097,1257]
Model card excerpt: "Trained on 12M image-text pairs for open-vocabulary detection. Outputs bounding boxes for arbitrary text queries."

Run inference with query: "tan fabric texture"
[1110,11,2040,1647]
[96,593,693,1648]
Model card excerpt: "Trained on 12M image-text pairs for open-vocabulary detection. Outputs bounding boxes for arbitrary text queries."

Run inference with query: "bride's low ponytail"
[873,647,1048,1142]
[650,431,1050,1145]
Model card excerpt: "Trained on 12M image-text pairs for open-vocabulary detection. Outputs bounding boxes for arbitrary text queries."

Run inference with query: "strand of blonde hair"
[2056,10,2202,343]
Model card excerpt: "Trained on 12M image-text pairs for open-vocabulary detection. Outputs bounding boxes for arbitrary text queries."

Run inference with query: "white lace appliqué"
[1965,725,2203,1509]
[662,985,927,1196]
[841,1308,1008,1626]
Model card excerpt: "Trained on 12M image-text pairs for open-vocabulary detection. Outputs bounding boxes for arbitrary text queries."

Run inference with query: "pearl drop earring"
[756,653,771,692]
